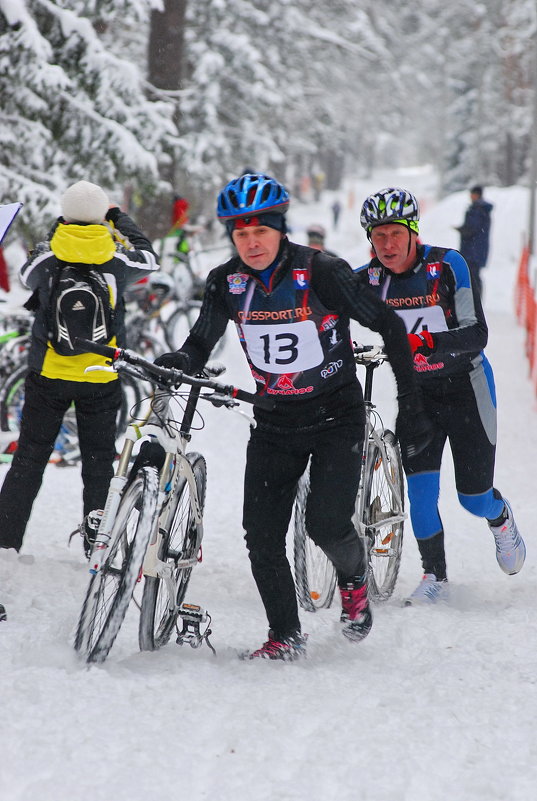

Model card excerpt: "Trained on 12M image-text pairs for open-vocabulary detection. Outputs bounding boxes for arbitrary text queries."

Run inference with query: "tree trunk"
[137,0,187,240]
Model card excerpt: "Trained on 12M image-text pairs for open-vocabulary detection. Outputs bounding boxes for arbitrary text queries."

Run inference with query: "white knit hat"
[61,180,109,224]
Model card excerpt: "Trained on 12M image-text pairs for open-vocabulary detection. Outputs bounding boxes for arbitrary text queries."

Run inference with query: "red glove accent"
[408,330,435,355]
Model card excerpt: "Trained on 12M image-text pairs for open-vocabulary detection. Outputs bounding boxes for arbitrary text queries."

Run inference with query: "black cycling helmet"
[217,173,290,221]
[360,187,420,235]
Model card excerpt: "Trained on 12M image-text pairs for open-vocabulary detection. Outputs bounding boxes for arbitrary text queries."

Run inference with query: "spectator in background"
[171,195,190,230]
[454,186,493,298]
[331,200,342,229]
[306,224,337,256]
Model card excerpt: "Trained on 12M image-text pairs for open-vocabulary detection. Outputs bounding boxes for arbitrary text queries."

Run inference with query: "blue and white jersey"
[355,245,489,380]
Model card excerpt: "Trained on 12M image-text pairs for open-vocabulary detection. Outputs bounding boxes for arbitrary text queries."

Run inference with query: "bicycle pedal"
[176,604,216,655]
[177,602,206,624]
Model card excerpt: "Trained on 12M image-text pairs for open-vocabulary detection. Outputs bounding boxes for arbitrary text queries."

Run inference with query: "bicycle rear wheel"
[361,430,404,601]
[74,466,159,663]
[293,467,337,612]
[139,453,207,651]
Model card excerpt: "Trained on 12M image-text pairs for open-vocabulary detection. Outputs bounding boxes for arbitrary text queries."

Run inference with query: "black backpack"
[49,264,114,355]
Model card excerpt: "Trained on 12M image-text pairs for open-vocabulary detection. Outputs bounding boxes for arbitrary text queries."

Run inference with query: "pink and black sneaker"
[242,631,307,661]
[340,582,373,642]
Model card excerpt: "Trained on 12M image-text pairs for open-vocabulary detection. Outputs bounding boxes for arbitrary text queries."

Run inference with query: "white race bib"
[242,320,323,373]
[395,305,448,334]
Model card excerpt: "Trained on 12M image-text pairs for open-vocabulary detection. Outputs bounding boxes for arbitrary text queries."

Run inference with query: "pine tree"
[0,0,176,243]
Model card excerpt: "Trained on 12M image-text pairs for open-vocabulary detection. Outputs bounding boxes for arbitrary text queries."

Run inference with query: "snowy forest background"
[0,0,536,244]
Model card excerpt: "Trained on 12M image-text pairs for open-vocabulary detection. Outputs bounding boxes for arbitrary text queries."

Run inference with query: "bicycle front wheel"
[362,430,404,602]
[293,467,337,612]
[139,453,207,651]
[74,466,160,663]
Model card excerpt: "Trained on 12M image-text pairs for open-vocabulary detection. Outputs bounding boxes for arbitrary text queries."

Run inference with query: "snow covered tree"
[0,0,176,243]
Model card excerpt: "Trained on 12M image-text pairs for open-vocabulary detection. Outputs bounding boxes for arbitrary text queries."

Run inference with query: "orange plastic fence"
[515,245,530,323]
[515,244,537,383]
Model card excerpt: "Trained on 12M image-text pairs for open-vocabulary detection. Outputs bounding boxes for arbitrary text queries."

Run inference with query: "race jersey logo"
[275,374,296,390]
[321,360,343,379]
[368,266,382,286]
[320,314,338,331]
[293,269,309,289]
[427,262,442,279]
[227,273,250,294]
[328,328,340,348]
[413,352,444,372]
[267,372,314,396]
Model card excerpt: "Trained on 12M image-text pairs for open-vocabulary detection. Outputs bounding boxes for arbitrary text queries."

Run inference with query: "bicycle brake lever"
[84,364,116,373]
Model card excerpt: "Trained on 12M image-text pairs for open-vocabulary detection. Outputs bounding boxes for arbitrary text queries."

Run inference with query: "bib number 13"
[243,320,323,373]
[260,332,298,365]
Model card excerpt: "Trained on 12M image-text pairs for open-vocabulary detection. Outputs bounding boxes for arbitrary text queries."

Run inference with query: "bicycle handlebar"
[74,338,275,411]
[353,343,388,365]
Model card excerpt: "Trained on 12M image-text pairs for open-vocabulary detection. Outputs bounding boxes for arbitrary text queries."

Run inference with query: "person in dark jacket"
[0,180,158,557]
[306,223,338,256]
[454,185,493,298]
[154,173,433,660]
[357,186,525,605]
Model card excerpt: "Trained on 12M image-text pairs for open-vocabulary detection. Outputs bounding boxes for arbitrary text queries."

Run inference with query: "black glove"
[154,351,191,373]
[105,206,122,224]
[396,393,434,460]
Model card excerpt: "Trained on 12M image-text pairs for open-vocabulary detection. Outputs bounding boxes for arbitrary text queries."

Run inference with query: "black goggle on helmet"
[360,187,420,237]
[217,173,290,221]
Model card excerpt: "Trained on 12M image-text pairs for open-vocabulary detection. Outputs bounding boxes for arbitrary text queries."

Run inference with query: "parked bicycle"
[156,228,231,357]
[293,344,406,610]
[74,338,273,664]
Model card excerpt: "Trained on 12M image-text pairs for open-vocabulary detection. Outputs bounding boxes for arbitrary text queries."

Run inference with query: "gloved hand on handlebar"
[408,330,435,356]
[396,392,434,461]
[153,351,191,373]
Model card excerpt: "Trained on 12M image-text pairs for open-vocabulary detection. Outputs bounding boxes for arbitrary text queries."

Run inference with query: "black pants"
[402,369,503,578]
[242,389,366,640]
[0,372,121,551]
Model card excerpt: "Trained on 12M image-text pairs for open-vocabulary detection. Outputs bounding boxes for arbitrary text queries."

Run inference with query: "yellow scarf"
[51,223,116,264]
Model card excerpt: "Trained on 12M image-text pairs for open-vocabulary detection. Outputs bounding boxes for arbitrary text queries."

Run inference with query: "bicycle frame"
[88,376,203,594]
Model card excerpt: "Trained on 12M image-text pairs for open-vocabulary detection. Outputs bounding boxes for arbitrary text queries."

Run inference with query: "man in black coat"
[455,185,493,298]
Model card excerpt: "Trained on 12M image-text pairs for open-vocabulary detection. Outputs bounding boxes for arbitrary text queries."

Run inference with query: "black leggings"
[0,372,121,551]
[242,411,366,640]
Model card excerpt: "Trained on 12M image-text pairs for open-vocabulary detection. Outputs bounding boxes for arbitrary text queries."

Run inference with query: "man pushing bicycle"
[154,173,432,660]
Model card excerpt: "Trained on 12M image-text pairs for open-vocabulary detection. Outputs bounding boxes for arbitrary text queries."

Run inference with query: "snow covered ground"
[1,169,537,801]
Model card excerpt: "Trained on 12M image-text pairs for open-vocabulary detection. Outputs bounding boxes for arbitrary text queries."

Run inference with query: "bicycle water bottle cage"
[176,603,216,655]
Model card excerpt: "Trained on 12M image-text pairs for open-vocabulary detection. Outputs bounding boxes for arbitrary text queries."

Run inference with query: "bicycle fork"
[87,434,137,575]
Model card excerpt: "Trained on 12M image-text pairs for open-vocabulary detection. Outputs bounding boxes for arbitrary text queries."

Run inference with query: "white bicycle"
[293,344,406,609]
[73,338,271,663]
